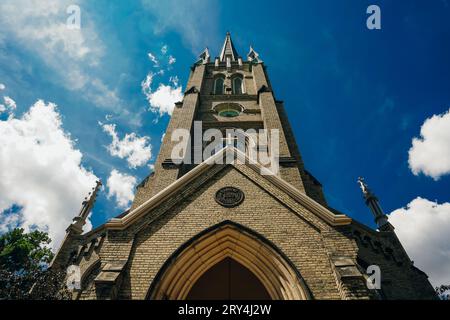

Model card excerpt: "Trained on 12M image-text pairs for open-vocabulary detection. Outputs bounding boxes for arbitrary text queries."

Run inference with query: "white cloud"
[0,96,17,117]
[0,1,101,86]
[168,55,176,65]
[147,84,183,116]
[141,0,220,53]
[0,83,5,90]
[86,78,122,111]
[3,96,16,110]
[141,72,182,116]
[101,123,152,168]
[148,52,159,66]
[0,1,122,112]
[141,72,154,94]
[0,208,21,234]
[408,109,450,180]
[169,76,179,86]
[161,45,168,55]
[389,197,450,287]
[106,169,136,209]
[0,100,98,248]
[0,1,95,59]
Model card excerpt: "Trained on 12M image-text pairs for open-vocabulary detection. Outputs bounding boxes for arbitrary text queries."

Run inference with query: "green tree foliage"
[0,228,71,300]
[0,228,53,272]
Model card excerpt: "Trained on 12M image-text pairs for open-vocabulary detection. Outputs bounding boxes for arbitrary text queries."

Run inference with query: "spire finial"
[247,46,262,63]
[357,176,371,197]
[219,31,238,62]
[357,177,393,231]
[71,180,102,233]
[197,47,210,64]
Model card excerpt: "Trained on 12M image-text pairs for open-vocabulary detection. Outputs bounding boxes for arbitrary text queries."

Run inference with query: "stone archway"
[147,221,311,300]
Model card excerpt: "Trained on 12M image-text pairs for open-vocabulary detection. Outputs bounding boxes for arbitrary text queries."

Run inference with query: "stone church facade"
[52,33,436,300]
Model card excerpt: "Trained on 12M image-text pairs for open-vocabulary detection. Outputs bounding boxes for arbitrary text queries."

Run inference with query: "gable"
[124,165,346,299]
[102,147,351,232]
[135,165,324,234]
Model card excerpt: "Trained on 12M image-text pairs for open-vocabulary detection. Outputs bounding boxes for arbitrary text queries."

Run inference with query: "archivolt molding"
[147,222,312,300]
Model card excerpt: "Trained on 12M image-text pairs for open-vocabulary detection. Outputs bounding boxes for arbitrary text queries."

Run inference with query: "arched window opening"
[214,77,225,94]
[232,76,244,94]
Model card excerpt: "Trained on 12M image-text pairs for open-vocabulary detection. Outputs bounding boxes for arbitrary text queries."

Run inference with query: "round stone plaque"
[215,187,245,208]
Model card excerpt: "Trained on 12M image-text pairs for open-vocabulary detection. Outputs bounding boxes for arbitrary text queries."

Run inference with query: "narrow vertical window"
[214,77,224,94]
[232,77,243,94]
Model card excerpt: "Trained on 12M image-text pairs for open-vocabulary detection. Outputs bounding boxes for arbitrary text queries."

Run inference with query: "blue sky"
[0,1,450,285]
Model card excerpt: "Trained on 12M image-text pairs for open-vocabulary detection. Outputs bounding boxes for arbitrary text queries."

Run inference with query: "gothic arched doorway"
[147,221,311,300]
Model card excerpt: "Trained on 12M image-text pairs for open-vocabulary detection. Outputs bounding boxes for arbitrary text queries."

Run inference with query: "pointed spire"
[357,177,393,231]
[197,47,210,64]
[219,31,239,62]
[71,180,102,233]
[247,46,262,63]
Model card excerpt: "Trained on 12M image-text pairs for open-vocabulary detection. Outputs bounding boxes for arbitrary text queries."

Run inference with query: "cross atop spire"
[219,31,239,62]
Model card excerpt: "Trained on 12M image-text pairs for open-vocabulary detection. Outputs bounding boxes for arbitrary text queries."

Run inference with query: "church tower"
[131,31,326,208]
[53,33,436,300]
